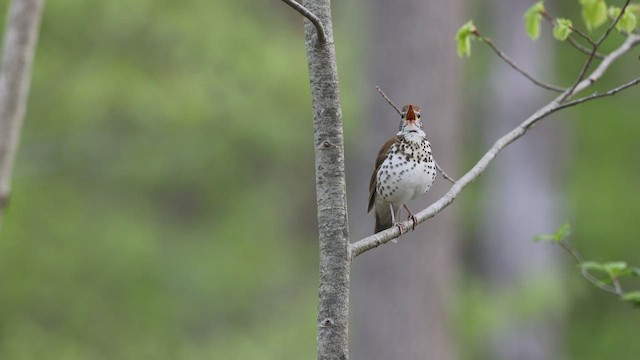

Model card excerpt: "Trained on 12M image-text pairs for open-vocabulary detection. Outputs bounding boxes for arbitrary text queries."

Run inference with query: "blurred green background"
[0,0,639,359]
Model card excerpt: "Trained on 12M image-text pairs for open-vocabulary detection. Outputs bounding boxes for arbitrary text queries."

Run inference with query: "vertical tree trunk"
[350,2,464,359]
[478,1,564,359]
[300,1,350,359]
[0,0,45,220]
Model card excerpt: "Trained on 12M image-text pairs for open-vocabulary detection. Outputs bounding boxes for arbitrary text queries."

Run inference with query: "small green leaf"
[533,234,556,242]
[534,222,571,243]
[603,261,628,277]
[455,20,476,58]
[580,261,605,271]
[620,291,640,307]
[553,18,573,41]
[619,10,637,32]
[580,0,608,31]
[524,1,545,40]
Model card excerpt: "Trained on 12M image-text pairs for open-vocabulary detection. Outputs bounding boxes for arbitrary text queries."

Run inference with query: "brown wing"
[367,136,398,212]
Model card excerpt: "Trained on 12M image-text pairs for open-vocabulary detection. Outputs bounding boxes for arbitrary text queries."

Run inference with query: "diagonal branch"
[556,76,640,110]
[557,239,622,295]
[473,30,565,92]
[435,161,456,184]
[375,86,402,115]
[540,12,605,59]
[350,34,640,259]
[562,0,632,101]
[0,0,45,220]
[280,0,327,44]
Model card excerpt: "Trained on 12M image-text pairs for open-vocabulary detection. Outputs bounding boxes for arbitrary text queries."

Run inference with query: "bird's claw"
[407,213,418,231]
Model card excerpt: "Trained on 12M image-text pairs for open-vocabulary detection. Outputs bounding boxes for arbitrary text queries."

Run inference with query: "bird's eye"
[417,114,421,119]
[400,112,406,118]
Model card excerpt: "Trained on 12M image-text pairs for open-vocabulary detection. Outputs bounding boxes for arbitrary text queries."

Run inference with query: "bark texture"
[351,1,463,359]
[479,1,563,358]
[0,0,45,218]
[300,1,350,359]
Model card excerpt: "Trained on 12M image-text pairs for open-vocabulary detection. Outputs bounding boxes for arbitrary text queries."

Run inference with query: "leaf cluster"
[456,0,640,58]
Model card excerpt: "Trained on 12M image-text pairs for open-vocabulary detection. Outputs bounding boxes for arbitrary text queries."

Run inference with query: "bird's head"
[399,104,424,135]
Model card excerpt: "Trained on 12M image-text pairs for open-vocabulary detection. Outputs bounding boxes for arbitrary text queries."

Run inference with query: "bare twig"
[562,0,632,101]
[280,0,327,44]
[0,0,45,220]
[435,161,456,184]
[473,30,565,92]
[375,86,402,115]
[557,239,622,295]
[555,76,640,111]
[540,12,605,59]
[350,34,640,259]
[567,37,606,59]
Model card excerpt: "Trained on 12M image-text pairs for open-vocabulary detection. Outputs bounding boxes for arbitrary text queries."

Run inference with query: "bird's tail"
[374,204,401,233]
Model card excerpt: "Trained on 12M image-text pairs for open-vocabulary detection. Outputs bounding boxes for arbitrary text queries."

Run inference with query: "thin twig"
[435,161,456,184]
[567,37,606,59]
[375,86,402,115]
[562,0,632,102]
[280,0,327,44]
[555,76,640,111]
[558,239,621,295]
[350,35,640,259]
[540,12,605,59]
[473,30,565,92]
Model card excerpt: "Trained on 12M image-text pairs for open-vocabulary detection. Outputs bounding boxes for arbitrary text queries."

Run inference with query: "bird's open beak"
[405,105,417,122]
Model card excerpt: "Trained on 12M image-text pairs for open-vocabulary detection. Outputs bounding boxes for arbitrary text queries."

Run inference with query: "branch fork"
[280,0,327,44]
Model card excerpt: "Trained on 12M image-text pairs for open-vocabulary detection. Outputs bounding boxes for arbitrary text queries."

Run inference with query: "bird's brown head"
[401,104,421,124]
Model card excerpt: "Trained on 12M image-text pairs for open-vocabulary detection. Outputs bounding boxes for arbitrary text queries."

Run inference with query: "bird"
[368,104,436,234]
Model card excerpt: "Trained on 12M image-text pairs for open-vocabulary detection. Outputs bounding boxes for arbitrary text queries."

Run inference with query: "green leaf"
[603,261,629,277]
[619,9,637,32]
[580,261,605,271]
[580,0,608,31]
[553,18,573,41]
[455,20,476,58]
[620,291,640,307]
[534,222,571,243]
[524,1,545,40]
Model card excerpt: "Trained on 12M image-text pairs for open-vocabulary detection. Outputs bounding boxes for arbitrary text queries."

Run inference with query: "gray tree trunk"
[298,1,350,359]
[0,0,45,220]
[479,1,564,359]
[350,1,464,359]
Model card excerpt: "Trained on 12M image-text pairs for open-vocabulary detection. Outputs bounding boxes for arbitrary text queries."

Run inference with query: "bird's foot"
[394,222,407,236]
[404,205,418,230]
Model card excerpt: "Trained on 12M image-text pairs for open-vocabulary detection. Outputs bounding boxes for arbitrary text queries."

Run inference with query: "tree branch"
[540,12,605,59]
[562,0,632,101]
[556,76,640,110]
[0,0,45,220]
[350,34,640,259]
[435,161,456,184]
[473,30,565,92]
[375,86,402,115]
[557,239,622,295]
[280,0,327,44]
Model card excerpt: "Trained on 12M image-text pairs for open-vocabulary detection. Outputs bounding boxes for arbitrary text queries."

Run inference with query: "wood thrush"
[368,104,436,233]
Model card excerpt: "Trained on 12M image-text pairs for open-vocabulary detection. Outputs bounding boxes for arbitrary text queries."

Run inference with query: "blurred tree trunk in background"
[349,1,463,359]
[478,1,564,359]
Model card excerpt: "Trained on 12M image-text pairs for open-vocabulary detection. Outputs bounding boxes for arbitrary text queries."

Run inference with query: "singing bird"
[368,104,436,233]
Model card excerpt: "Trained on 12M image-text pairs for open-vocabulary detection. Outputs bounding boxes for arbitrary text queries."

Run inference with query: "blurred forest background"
[0,0,639,359]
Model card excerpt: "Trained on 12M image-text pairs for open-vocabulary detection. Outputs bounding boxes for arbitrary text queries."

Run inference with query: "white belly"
[376,153,436,206]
